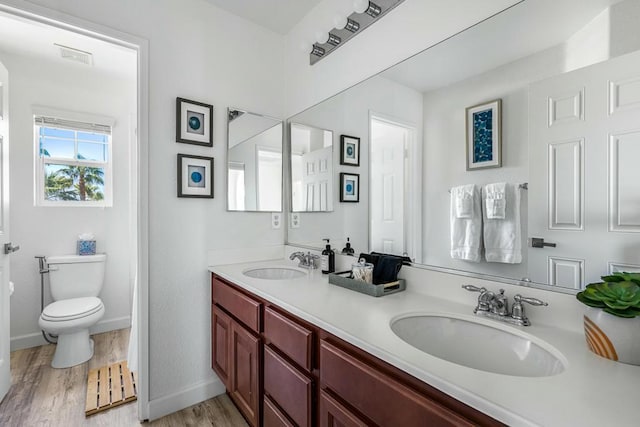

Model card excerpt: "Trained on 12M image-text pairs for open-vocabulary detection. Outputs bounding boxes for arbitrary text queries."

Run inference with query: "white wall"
[283,0,520,117]
[288,75,423,254]
[2,50,136,350]
[4,0,286,412]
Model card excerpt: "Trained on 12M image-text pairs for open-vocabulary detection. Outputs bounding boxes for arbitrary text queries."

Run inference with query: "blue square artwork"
[473,109,493,163]
[345,179,356,195]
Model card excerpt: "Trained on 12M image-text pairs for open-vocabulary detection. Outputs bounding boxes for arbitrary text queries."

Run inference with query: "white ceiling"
[202,0,322,34]
[381,0,621,92]
[0,11,136,80]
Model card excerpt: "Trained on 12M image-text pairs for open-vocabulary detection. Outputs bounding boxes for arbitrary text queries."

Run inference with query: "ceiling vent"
[55,43,93,66]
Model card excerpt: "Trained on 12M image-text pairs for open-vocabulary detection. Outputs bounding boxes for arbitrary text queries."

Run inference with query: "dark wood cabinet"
[211,304,231,389]
[212,273,503,427]
[264,345,313,427]
[229,321,261,427]
[319,390,368,427]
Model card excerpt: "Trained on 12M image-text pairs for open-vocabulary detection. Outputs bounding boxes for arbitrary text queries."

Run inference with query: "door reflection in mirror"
[290,123,334,212]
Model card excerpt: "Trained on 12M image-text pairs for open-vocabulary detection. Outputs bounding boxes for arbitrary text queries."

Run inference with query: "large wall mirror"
[227,108,283,212]
[287,0,640,293]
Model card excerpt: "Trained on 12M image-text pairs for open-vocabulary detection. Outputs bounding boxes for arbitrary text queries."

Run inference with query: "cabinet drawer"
[264,306,313,371]
[264,395,295,427]
[212,275,261,333]
[319,390,368,427]
[264,345,313,427]
[320,340,475,427]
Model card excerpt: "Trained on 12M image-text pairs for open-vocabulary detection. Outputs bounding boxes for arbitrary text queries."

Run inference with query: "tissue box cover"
[77,240,96,256]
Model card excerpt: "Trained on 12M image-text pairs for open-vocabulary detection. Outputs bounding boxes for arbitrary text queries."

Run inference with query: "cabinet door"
[320,390,368,427]
[212,304,231,389]
[230,321,261,427]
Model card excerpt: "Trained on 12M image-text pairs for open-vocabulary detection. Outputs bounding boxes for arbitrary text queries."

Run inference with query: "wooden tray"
[328,271,405,297]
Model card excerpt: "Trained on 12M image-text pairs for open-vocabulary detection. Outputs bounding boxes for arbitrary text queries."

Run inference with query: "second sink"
[390,314,565,377]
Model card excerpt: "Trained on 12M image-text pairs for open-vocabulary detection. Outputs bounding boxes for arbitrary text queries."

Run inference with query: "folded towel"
[483,183,522,264]
[454,185,474,218]
[373,255,403,285]
[484,182,506,219]
[450,185,482,262]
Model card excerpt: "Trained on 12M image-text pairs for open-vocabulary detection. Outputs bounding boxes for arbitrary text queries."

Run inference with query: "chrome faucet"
[289,251,319,269]
[462,285,548,326]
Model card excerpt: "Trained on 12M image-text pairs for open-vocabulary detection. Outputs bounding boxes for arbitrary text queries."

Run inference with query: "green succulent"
[576,272,640,318]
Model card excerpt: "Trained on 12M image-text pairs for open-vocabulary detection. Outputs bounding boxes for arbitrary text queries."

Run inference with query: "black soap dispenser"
[341,238,355,256]
[321,238,335,274]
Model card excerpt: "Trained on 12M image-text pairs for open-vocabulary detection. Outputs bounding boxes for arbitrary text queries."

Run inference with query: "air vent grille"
[55,43,93,66]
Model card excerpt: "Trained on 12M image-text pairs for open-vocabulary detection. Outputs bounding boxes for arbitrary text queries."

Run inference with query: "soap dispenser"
[341,238,355,256]
[321,238,335,274]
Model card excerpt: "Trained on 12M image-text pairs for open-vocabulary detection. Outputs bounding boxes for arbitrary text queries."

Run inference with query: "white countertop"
[210,259,640,427]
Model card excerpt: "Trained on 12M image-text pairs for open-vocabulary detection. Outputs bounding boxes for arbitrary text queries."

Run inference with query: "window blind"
[34,116,111,135]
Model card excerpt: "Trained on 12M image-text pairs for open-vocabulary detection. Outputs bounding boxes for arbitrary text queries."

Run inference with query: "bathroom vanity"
[210,259,640,427]
[211,272,500,426]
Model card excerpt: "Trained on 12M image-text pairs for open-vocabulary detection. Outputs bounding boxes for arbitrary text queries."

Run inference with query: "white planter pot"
[583,307,640,366]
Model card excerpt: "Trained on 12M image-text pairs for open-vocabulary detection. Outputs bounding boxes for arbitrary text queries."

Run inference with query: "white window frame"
[33,107,114,207]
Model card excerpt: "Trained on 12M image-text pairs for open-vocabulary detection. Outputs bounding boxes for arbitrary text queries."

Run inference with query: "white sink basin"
[390,314,565,377]
[243,267,307,280]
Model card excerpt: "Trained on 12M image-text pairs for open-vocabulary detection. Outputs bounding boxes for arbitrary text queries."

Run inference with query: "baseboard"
[147,377,226,421]
[10,315,131,352]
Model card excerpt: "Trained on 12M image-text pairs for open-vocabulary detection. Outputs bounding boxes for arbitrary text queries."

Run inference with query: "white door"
[528,50,640,289]
[0,60,12,402]
[301,147,333,211]
[370,118,407,255]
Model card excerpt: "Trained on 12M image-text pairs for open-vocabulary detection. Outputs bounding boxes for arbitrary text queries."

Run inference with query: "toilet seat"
[41,297,104,322]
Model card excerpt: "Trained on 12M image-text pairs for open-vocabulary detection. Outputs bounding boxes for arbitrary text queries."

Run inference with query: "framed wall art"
[177,154,214,198]
[340,135,360,166]
[340,172,359,203]
[176,97,213,147]
[466,99,502,170]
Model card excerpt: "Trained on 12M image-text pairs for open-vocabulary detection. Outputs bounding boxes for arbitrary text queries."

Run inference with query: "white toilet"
[38,253,106,368]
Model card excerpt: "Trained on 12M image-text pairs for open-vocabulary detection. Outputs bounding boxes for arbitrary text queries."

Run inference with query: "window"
[34,114,112,206]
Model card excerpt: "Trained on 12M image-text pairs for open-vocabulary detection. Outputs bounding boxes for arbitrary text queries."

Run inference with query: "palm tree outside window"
[35,114,112,206]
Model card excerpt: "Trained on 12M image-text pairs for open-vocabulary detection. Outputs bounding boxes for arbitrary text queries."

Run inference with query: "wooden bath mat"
[85,361,137,416]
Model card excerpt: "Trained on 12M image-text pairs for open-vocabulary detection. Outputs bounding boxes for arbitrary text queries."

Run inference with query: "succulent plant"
[576,272,640,318]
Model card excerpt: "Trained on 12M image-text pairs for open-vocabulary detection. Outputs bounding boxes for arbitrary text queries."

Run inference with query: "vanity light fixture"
[309,0,406,65]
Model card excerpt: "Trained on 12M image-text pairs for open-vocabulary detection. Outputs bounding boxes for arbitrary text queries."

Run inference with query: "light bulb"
[333,14,348,29]
[315,30,329,44]
[353,0,369,14]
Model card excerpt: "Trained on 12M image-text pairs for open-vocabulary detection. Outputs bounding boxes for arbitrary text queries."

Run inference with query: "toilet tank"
[47,254,107,301]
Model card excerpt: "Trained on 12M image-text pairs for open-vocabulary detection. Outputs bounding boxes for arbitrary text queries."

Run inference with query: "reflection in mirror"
[290,123,334,212]
[227,108,283,212]
[286,0,640,293]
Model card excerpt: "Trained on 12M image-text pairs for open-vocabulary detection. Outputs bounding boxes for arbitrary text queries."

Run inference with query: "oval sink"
[243,267,307,280]
[390,314,565,377]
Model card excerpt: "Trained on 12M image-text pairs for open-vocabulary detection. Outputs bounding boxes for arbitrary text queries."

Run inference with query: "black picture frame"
[177,154,214,198]
[176,97,214,147]
[340,135,360,166]
[340,172,359,203]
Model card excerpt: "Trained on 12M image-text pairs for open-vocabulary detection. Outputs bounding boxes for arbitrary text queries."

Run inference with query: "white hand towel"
[483,183,522,264]
[455,186,474,218]
[450,184,482,262]
[484,182,506,219]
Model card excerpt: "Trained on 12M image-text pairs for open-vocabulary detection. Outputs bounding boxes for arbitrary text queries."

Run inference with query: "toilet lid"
[41,297,103,321]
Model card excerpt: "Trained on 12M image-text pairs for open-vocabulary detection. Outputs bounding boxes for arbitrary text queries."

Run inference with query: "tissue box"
[77,240,96,256]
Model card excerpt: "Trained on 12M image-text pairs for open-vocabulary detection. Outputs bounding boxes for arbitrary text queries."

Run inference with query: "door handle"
[530,238,556,248]
[4,242,20,254]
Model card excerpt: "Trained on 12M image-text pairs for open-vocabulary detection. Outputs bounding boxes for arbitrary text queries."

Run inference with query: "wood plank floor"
[0,329,248,427]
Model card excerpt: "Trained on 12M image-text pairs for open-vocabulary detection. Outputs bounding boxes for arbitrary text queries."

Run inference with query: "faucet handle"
[511,295,548,326]
[461,284,486,293]
[514,294,548,307]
